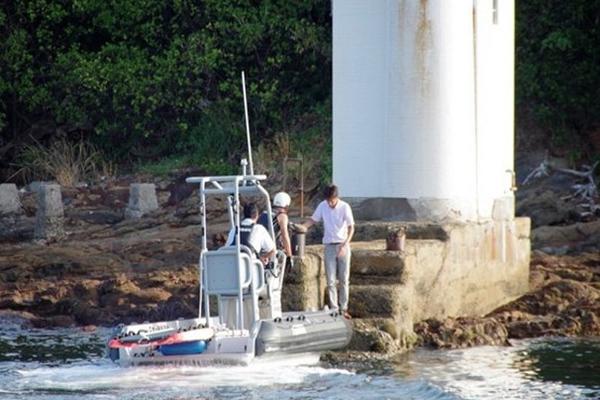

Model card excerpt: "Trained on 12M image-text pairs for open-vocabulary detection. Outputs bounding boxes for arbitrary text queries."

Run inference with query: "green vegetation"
[16,138,111,186]
[0,0,331,181]
[1,0,598,183]
[516,0,600,155]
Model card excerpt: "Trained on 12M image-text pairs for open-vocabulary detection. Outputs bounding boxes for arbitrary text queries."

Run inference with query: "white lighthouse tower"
[333,0,515,222]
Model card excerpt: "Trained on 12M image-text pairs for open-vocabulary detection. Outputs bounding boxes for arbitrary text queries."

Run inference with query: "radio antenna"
[241,71,254,176]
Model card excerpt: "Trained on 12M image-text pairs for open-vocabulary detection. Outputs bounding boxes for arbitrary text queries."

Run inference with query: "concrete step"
[305,221,450,244]
[350,249,406,284]
[346,284,407,318]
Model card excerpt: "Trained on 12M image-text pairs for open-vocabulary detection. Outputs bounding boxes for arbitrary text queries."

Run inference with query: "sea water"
[0,319,598,400]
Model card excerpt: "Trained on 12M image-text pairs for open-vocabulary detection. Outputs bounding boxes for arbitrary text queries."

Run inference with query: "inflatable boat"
[108,173,352,366]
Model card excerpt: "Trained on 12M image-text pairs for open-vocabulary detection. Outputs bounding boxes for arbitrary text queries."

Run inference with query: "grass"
[16,138,110,186]
[138,156,190,176]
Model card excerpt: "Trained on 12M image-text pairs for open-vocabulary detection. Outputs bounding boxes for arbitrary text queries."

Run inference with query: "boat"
[107,173,352,366]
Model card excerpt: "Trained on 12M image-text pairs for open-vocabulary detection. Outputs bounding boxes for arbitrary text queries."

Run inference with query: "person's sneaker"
[343,311,352,320]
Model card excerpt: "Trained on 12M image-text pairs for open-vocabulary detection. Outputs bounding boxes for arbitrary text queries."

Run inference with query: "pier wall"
[283,218,530,342]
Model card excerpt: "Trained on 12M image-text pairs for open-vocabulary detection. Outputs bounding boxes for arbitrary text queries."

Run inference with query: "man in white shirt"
[226,203,275,264]
[302,185,355,319]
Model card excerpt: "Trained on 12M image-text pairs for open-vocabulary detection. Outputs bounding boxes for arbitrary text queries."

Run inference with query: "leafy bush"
[516,0,600,152]
[0,0,332,180]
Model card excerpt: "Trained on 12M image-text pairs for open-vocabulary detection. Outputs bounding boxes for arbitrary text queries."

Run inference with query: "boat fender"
[160,340,207,356]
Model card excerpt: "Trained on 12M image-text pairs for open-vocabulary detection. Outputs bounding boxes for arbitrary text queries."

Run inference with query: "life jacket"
[234,222,259,257]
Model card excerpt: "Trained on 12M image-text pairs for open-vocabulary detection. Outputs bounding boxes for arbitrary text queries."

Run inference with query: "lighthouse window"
[493,0,498,24]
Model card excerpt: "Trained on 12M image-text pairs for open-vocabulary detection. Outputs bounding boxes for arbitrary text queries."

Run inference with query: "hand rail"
[185,175,267,184]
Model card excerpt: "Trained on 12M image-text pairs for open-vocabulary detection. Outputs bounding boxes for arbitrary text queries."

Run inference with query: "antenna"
[241,71,254,176]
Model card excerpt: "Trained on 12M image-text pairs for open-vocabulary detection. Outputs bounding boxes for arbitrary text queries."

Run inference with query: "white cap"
[273,192,291,208]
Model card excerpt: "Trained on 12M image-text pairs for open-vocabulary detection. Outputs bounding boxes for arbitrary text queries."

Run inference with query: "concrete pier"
[284,219,530,349]
[34,184,64,240]
[125,183,159,218]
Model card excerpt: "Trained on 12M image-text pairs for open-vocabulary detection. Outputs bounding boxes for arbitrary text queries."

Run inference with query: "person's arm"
[302,202,322,230]
[345,224,355,246]
[337,204,355,256]
[278,213,292,257]
[259,226,277,263]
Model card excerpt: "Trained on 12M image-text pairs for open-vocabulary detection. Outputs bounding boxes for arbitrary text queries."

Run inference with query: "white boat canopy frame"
[185,173,280,331]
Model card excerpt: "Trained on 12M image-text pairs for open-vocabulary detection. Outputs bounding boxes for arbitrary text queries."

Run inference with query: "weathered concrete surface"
[125,183,159,218]
[306,221,450,244]
[347,196,506,223]
[415,250,600,348]
[282,250,327,312]
[0,184,29,242]
[34,184,65,240]
[287,218,530,352]
[407,218,531,322]
[0,184,22,215]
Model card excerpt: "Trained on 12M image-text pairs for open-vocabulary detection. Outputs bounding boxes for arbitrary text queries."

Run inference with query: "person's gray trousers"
[324,243,351,312]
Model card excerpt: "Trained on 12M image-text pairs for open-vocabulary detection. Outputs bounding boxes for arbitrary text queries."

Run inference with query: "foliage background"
[0,0,331,180]
[0,0,599,182]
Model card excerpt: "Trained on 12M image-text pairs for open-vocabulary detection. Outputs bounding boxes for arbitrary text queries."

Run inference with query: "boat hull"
[107,311,352,366]
[256,311,352,356]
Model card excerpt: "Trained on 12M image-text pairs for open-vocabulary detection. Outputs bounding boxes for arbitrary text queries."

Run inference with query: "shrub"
[16,138,105,186]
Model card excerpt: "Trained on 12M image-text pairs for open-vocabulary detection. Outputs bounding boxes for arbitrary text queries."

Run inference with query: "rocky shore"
[0,167,599,356]
[415,251,600,349]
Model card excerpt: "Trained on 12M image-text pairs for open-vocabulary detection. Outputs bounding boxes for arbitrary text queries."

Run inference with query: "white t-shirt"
[225,218,275,255]
[311,200,355,244]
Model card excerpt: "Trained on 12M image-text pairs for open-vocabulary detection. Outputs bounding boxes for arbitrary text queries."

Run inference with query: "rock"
[125,183,159,218]
[31,315,75,328]
[349,320,402,352]
[348,319,415,353]
[532,220,600,251]
[76,210,124,225]
[414,317,510,349]
[517,190,571,227]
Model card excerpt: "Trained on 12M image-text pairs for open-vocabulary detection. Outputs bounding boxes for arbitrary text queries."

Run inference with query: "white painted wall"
[332,0,515,221]
[474,0,516,218]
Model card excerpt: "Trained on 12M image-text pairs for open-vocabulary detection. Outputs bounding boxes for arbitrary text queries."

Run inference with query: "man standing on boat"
[302,185,355,319]
[225,203,275,265]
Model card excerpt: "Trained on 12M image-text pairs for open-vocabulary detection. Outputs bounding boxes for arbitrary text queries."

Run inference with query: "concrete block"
[125,183,158,218]
[34,184,64,240]
[0,184,22,215]
[281,282,324,312]
[350,250,407,284]
[348,284,403,318]
[286,250,324,284]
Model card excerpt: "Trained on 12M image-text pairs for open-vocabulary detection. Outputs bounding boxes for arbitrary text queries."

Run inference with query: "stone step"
[347,284,409,319]
[350,249,406,284]
[305,221,450,245]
